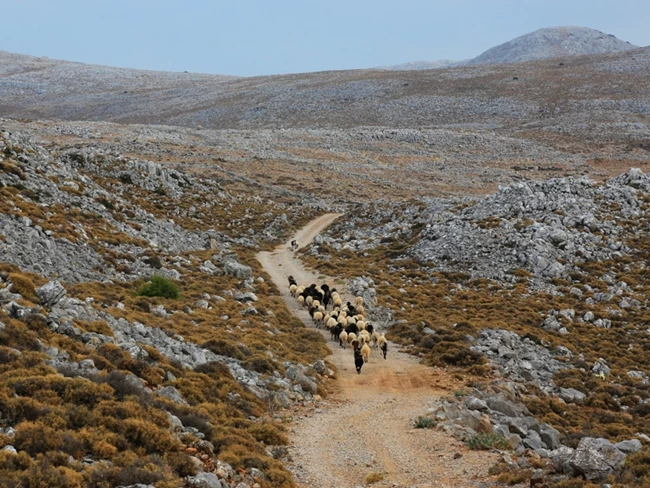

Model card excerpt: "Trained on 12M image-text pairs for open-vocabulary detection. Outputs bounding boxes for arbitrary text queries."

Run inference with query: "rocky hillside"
[467,26,638,65]
[300,169,650,485]
[0,125,336,487]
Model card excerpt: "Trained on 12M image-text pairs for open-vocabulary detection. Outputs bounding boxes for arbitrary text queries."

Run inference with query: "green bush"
[413,416,436,429]
[466,433,511,450]
[135,275,180,299]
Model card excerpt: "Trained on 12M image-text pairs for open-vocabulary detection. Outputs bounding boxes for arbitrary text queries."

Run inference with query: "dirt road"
[257,214,497,487]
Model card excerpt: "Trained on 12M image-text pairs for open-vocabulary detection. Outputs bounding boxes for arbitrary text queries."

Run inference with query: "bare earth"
[257,215,498,488]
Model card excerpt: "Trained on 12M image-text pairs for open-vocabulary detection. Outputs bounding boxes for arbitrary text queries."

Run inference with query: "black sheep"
[354,347,364,374]
[323,291,331,309]
[345,322,358,336]
[288,275,297,286]
[346,302,357,315]
[366,324,374,336]
[331,324,342,341]
[380,341,388,360]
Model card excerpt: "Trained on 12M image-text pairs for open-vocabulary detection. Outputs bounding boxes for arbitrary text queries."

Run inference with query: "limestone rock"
[36,280,67,309]
[569,437,626,481]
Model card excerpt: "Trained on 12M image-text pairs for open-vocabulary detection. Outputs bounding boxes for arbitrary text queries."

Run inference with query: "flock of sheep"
[287,276,388,374]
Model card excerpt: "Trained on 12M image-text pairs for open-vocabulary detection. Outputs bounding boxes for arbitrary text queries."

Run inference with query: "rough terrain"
[258,216,498,487]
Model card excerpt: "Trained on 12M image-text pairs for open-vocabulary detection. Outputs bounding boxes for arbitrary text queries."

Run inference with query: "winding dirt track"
[257,214,497,488]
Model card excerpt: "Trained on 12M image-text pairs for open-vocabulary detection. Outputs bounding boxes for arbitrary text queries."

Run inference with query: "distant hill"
[374,26,638,71]
[374,60,459,71]
[466,26,638,65]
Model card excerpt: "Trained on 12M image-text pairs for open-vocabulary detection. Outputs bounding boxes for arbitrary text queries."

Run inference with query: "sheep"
[296,286,305,297]
[378,334,388,359]
[345,322,359,336]
[313,310,324,327]
[361,343,371,363]
[347,332,357,345]
[359,330,370,346]
[346,316,357,327]
[331,324,342,341]
[333,295,343,308]
[326,317,338,330]
[339,330,348,348]
[289,284,298,297]
[357,305,365,317]
[371,331,380,349]
[354,347,364,374]
[357,320,366,331]
[297,295,305,307]
[305,295,314,308]
[355,296,364,308]
[366,323,374,336]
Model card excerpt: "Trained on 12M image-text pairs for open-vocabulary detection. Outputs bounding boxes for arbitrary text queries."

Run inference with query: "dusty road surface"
[257,214,497,488]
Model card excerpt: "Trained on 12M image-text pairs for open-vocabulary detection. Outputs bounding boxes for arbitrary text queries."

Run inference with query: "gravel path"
[257,214,498,487]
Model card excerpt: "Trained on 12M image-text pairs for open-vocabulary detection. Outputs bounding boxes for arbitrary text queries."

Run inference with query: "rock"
[186,472,222,488]
[559,387,586,403]
[311,360,327,375]
[2,445,17,454]
[151,305,167,317]
[539,423,562,450]
[569,437,626,481]
[592,360,611,377]
[156,386,188,405]
[486,396,523,417]
[523,430,544,450]
[550,446,575,474]
[583,311,595,322]
[36,280,67,309]
[614,439,642,454]
[234,291,258,303]
[465,396,488,411]
[196,300,210,309]
[221,258,252,279]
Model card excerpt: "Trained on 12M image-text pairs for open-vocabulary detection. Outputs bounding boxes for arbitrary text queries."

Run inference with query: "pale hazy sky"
[0,0,648,76]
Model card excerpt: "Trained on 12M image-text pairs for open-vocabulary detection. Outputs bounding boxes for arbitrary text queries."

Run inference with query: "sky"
[0,0,648,76]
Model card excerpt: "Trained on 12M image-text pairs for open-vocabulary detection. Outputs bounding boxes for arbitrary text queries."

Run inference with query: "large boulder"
[569,437,626,481]
[186,472,222,488]
[222,259,252,279]
[36,280,67,309]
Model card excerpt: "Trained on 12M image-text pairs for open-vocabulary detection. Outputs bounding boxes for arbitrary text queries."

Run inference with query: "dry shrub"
[248,422,289,446]
[8,273,37,301]
[431,342,485,367]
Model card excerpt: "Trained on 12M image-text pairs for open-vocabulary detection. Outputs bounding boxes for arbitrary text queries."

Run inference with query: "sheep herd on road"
[288,276,388,375]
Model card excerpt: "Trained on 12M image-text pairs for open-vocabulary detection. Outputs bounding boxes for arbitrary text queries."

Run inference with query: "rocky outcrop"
[470,329,570,392]
[36,280,67,309]
[569,437,627,481]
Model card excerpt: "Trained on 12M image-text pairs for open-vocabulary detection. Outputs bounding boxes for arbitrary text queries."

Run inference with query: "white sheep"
[371,331,380,349]
[339,330,348,348]
[326,317,338,329]
[297,295,305,307]
[347,332,357,344]
[289,284,297,297]
[313,310,324,327]
[359,330,370,345]
[355,296,364,308]
[377,334,388,359]
[361,343,371,363]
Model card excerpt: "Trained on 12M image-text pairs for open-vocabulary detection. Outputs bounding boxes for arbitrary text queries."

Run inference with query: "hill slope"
[467,26,638,65]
